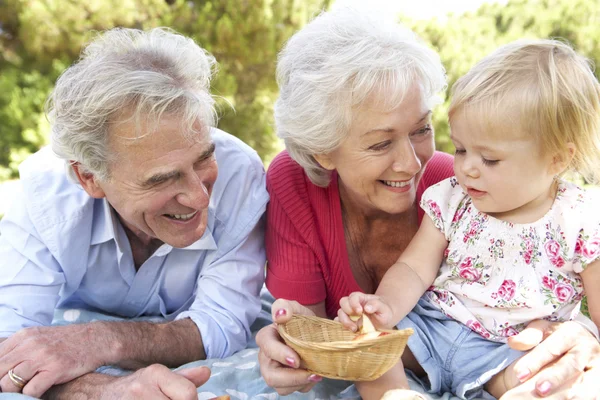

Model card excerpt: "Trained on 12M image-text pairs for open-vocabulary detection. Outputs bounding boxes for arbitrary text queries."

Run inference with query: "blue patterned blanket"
[0,289,460,399]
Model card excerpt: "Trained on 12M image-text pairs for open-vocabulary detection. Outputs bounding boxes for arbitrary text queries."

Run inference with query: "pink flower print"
[523,252,532,265]
[544,239,561,260]
[427,200,442,221]
[459,266,481,281]
[501,326,519,337]
[443,248,450,258]
[575,237,584,254]
[582,237,600,260]
[497,280,516,301]
[437,291,448,303]
[553,283,574,303]
[466,319,491,339]
[551,257,565,268]
[542,276,557,290]
[459,257,473,269]
[452,204,467,223]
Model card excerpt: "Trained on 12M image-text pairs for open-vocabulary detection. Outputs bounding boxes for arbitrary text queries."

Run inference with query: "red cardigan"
[265,150,454,318]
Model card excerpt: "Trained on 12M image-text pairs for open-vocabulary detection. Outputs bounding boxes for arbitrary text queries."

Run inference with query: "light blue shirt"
[0,128,269,359]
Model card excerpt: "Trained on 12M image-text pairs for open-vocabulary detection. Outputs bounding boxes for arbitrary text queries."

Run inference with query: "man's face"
[83,113,218,248]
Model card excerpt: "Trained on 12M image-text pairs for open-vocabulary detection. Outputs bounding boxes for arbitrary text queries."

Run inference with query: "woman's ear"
[313,153,336,171]
[550,143,576,175]
[71,162,106,199]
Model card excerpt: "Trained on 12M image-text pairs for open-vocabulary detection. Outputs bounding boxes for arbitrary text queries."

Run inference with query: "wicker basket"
[278,315,413,381]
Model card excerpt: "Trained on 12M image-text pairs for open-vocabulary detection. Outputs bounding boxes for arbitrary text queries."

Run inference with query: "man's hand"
[0,323,111,396]
[0,318,205,397]
[43,364,211,400]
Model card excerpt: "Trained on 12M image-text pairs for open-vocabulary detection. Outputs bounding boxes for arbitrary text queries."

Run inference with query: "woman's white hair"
[275,7,446,186]
[47,27,217,182]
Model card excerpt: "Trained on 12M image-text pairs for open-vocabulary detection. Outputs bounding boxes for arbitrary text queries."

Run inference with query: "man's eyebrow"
[362,111,432,136]
[197,142,216,162]
[142,142,216,187]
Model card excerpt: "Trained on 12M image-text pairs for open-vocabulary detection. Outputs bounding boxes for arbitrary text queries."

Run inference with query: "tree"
[0,0,329,179]
[408,0,600,155]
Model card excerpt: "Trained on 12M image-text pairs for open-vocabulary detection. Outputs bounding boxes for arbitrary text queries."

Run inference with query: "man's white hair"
[275,7,446,186]
[47,27,217,182]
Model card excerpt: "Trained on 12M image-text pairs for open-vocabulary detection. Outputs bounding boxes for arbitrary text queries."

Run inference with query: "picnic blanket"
[0,288,461,399]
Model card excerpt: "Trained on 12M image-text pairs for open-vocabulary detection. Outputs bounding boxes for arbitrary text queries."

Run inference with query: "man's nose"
[176,174,210,209]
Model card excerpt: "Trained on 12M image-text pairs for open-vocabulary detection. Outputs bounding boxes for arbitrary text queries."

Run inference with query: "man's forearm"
[99,317,205,369]
[43,372,117,400]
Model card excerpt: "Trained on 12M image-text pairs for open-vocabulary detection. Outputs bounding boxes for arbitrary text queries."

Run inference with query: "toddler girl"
[339,39,600,400]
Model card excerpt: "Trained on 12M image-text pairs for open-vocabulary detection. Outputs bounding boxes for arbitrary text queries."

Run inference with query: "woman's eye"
[482,158,499,166]
[369,141,391,151]
[411,124,433,137]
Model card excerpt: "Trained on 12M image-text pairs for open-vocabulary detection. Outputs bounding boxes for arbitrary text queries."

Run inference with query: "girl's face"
[450,112,561,222]
[316,85,435,217]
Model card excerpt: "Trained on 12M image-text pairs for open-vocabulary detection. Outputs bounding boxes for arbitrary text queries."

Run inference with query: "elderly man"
[0,27,268,398]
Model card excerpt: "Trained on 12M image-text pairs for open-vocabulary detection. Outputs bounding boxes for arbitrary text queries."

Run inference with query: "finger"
[348,292,365,314]
[507,320,549,352]
[150,365,198,400]
[338,296,354,316]
[256,325,301,368]
[337,308,358,332]
[175,366,211,387]
[511,321,574,382]
[363,298,384,314]
[1,367,27,393]
[271,299,315,323]
[528,351,587,397]
[22,370,55,399]
[260,357,314,394]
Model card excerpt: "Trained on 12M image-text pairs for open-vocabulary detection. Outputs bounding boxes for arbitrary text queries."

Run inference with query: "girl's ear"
[314,153,336,171]
[550,143,576,175]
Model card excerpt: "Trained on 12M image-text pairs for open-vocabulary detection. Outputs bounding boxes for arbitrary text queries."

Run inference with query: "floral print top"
[421,177,600,342]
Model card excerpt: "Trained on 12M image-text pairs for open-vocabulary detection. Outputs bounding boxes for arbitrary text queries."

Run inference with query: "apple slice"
[349,313,377,334]
[352,331,389,341]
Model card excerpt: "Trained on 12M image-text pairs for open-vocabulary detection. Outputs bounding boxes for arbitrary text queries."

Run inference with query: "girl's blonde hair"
[449,39,600,183]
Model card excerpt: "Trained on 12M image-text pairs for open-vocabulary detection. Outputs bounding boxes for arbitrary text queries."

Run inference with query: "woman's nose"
[391,140,422,175]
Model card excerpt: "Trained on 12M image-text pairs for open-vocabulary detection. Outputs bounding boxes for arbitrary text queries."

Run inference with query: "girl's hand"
[256,299,323,395]
[502,319,600,399]
[338,292,396,331]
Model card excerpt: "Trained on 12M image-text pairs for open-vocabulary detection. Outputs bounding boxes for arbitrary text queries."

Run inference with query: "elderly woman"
[256,7,600,399]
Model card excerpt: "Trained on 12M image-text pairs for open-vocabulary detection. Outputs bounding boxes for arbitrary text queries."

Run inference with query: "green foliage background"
[1,0,600,180]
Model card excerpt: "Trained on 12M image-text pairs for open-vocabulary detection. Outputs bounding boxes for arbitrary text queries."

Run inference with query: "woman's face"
[317,85,435,216]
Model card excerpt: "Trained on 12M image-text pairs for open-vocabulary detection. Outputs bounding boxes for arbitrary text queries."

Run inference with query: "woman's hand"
[256,299,324,395]
[501,319,600,399]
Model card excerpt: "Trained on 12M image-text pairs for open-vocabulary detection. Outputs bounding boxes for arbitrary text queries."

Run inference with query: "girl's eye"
[454,148,466,155]
[482,158,499,166]
[368,141,391,151]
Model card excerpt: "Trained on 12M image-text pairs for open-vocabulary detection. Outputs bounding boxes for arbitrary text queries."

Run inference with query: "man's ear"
[550,143,576,175]
[313,153,336,171]
[71,162,106,199]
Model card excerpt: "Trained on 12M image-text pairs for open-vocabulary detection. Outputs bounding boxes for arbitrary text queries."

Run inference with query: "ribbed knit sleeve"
[265,152,327,304]
[417,151,455,222]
